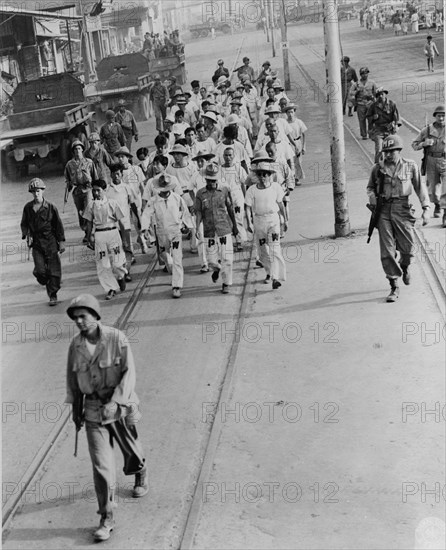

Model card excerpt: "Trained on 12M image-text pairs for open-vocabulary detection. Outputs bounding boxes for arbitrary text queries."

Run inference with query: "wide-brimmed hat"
[115,146,133,158]
[243,81,253,88]
[204,162,219,180]
[153,173,177,191]
[192,151,216,162]
[230,99,243,106]
[168,143,189,155]
[265,105,281,115]
[164,114,175,123]
[251,150,275,164]
[284,103,297,111]
[202,111,218,123]
[227,114,241,124]
[251,162,276,173]
[217,75,228,86]
[272,82,284,90]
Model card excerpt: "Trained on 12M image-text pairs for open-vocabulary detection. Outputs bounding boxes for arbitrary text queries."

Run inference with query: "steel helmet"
[71,139,85,150]
[359,66,370,74]
[381,135,403,151]
[67,293,101,320]
[28,178,46,192]
[433,104,445,116]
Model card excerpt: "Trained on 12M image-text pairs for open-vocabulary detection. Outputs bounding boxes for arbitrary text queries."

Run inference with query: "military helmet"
[433,104,445,116]
[359,66,369,75]
[71,139,85,150]
[381,135,403,152]
[28,178,46,192]
[67,293,101,320]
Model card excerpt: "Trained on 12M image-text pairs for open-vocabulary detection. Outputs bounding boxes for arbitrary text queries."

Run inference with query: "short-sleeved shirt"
[245,182,285,216]
[215,141,250,168]
[82,197,124,228]
[195,185,233,237]
[122,164,145,209]
[107,184,131,230]
[165,161,198,192]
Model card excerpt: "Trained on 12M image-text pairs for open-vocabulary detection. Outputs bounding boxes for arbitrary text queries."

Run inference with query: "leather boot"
[386,278,399,302]
[93,513,115,541]
[442,213,446,228]
[401,265,411,285]
[133,467,149,498]
[433,203,441,218]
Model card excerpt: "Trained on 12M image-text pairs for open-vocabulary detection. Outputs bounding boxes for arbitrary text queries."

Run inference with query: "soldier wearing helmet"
[99,110,126,157]
[411,105,446,226]
[340,56,358,116]
[148,74,170,133]
[84,132,114,183]
[64,139,98,242]
[367,87,400,163]
[115,99,139,150]
[20,178,65,306]
[65,293,148,542]
[212,59,230,85]
[367,135,430,302]
[195,162,238,294]
[348,67,376,138]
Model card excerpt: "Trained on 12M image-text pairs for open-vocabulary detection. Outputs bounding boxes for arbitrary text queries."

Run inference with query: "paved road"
[2,19,445,549]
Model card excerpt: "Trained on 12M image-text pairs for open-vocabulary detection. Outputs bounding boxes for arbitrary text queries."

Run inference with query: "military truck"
[84,50,186,123]
[189,20,233,38]
[1,73,94,180]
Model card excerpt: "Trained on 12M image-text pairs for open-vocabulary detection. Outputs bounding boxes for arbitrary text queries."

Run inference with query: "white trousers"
[205,233,233,285]
[254,213,286,281]
[95,229,127,292]
[159,234,184,288]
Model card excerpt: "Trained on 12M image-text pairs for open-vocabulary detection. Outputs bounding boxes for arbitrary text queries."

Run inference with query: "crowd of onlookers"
[359,2,443,35]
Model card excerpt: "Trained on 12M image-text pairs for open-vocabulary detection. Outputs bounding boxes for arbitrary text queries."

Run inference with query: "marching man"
[195,163,238,294]
[147,174,194,298]
[245,157,288,289]
[83,179,128,300]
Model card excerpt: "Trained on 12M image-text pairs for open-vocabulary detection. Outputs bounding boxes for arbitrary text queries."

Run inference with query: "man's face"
[31,189,44,203]
[266,144,276,159]
[377,91,387,102]
[71,307,99,336]
[119,105,125,113]
[117,153,129,167]
[230,105,240,115]
[267,88,275,100]
[360,71,368,80]
[205,178,218,189]
[89,137,100,149]
[172,152,185,165]
[73,145,83,158]
[92,186,105,200]
[185,131,196,145]
[200,88,207,98]
[175,112,184,122]
[383,149,400,163]
[434,113,445,126]
[268,126,279,140]
[112,171,122,185]
[197,127,207,140]
[153,161,165,175]
[193,86,200,94]
[279,99,287,110]
[286,108,295,120]
[223,148,234,165]
[164,122,173,133]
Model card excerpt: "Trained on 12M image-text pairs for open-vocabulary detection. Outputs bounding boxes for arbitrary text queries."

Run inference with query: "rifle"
[421,113,429,176]
[26,234,33,261]
[63,183,70,214]
[367,170,385,244]
[72,391,84,457]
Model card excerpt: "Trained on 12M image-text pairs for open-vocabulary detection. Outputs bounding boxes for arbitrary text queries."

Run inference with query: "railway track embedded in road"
[290,40,446,319]
[2,40,253,542]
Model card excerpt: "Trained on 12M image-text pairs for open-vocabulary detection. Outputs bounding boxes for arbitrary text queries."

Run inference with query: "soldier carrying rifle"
[366,135,429,303]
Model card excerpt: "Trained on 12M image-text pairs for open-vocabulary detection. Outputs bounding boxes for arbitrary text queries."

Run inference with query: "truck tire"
[191,31,199,38]
[4,151,17,181]
[221,24,231,34]
[200,29,209,37]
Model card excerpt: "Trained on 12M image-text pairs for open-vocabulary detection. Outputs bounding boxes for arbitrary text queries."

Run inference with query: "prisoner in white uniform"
[245,161,287,289]
[83,180,127,299]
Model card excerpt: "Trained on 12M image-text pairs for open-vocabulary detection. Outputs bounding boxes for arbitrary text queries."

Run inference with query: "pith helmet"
[67,294,101,320]
[204,162,219,180]
[433,105,445,116]
[381,135,403,151]
[28,178,46,192]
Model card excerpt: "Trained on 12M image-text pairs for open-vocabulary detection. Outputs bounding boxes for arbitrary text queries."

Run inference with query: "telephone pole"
[322,0,351,237]
[268,0,276,58]
[280,0,290,90]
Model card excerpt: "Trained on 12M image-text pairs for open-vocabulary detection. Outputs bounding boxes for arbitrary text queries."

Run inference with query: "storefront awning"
[0,6,82,20]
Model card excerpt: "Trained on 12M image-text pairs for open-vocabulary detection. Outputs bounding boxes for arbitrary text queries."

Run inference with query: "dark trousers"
[86,418,145,516]
[32,246,61,297]
[356,105,369,138]
[73,190,92,232]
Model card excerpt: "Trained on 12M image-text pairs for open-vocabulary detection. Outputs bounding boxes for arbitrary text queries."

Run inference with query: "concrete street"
[2,18,445,550]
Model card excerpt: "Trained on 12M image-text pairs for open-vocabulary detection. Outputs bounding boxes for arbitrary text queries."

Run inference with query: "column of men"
[22,59,308,306]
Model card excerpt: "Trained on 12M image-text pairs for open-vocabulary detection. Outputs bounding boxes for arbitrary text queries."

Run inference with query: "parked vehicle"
[189,20,233,38]
[1,73,93,179]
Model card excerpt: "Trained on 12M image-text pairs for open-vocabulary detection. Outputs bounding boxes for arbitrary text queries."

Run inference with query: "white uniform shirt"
[245,181,285,216]
[287,118,307,154]
[122,164,145,209]
[220,164,246,207]
[165,161,198,192]
[215,141,250,167]
[82,197,124,228]
[148,192,189,241]
[107,183,132,230]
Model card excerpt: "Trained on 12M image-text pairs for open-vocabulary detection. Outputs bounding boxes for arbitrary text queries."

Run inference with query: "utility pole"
[262,0,270,42]
[77,0,95,83]
[280,0,290,90]
[322,0,350,237]
[268,0,276,58]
